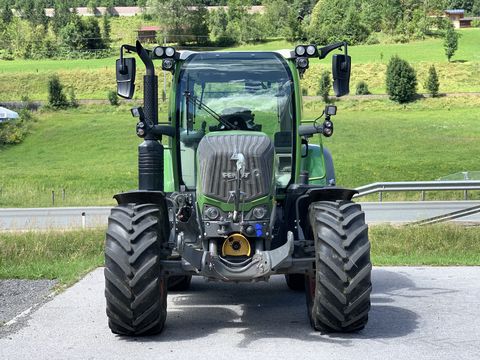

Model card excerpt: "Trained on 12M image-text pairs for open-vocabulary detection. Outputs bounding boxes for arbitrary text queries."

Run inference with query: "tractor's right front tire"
[105,203,169,336]
[306,201,372,333]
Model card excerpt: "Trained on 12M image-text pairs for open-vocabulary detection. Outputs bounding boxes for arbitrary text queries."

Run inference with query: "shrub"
[108,91,119,106]
[365,34,380,45]
[386,56,417,103]
[424,65,440,97]
[0,109,34,145]
[444,24,459,62]
[356,81,371,95]
[317,71,331,102]
[48,74,69,109]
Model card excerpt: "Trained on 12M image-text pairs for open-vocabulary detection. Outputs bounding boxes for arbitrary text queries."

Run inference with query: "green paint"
[163,148,174,192]
[301,144,327,186]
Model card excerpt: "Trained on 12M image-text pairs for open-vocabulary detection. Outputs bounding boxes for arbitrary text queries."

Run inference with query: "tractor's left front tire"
[305,200,372,333]
[105,203,169,336]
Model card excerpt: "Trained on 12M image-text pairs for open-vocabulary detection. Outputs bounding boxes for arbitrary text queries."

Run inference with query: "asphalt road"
[1,267,479,360]
[2,201,480,230]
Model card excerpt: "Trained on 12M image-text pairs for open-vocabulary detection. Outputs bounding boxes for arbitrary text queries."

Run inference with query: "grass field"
[1,224,478,285]
[0,105,142,207]
[370,224,480,265]
[0,229,104,285]
[0,29,478,100]
[0,97,479,207]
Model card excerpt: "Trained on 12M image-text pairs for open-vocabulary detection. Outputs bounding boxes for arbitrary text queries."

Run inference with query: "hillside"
[1,97,479,207]
[0,29,479,100]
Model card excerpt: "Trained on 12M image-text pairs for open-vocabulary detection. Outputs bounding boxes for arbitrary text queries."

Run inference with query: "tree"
[444,24,459,62]
[263,0,291,37]
[48,74,69,108]
[343,4,369,44]
[102,14,111,48]
[190,3,209,45]
[148,0,208,45]
[308,0,370,45]
[87,0,98,14]
[424,65,440,97]
[386,55,417,103]
[318,71,331,102]
[473,0,480,16]
[380,0,403,34]
[83,17,106,50]
[33,0,49,28]
[59,17,85,50]
[53,0,72,33]
[448,0,474,12]
[1,0,13,24]
[208,7,235,45]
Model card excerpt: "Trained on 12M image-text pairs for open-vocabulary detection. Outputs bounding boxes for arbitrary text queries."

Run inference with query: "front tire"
[105,203,169,336]
[306,201,371,333]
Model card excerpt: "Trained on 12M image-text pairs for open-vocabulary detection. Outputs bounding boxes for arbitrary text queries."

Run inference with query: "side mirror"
[332,54,351,97]
[116,57,136,99]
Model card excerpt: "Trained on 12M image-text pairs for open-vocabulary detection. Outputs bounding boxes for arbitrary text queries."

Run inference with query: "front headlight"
[252,206,268,220]
[205,206,220,220]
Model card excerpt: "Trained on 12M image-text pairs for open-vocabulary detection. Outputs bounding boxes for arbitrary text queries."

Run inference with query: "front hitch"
[180,232,295,281]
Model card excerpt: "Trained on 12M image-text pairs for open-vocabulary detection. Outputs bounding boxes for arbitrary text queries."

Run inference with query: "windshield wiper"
[183,91,234,130]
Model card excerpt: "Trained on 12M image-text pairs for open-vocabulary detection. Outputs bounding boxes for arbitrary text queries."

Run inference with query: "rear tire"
[105,203,169,336]
[305,201,371,333]
[285,274,305,291]
[168,275,192,291]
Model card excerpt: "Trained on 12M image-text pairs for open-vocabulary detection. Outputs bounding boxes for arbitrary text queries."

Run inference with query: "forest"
[1,0,479,60]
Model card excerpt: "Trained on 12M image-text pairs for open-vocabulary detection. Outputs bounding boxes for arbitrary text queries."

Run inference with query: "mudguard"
[114,190,167,205]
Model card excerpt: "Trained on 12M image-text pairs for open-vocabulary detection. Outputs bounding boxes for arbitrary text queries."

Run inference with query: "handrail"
[354,180,480,199]
[408,204,480,226]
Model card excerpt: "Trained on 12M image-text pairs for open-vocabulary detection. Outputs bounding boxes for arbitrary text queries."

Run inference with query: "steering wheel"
[221,114,250,130]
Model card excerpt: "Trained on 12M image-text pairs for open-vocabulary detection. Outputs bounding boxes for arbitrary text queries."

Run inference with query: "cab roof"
[177,49,296,61]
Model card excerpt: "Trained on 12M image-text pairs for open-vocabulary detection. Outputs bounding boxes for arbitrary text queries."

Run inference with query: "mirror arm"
[119,44,136,73]
[151,125,175,138]
[136,40,154,76]
[318,41,348,60]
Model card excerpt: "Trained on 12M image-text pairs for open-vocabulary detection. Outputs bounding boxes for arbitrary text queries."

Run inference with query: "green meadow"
[1,29,478,100]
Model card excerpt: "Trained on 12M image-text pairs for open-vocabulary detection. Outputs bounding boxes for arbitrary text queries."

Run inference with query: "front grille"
[197,134,274,202]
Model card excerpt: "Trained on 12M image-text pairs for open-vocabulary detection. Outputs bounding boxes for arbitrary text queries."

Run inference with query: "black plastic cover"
[332,54,351,97]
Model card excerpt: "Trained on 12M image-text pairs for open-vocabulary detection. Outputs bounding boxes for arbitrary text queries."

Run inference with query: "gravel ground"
[0,279,57,336]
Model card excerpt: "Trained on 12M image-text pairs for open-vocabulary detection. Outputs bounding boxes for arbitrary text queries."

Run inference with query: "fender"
[323,147,336,186]
[278,185,359,245]
[114,190,167,206]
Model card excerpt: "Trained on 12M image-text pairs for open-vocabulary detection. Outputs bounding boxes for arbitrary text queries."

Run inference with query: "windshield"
[176,52,295,188]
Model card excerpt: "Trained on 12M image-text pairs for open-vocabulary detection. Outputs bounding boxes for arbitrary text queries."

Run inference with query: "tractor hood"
[196,132,275,204]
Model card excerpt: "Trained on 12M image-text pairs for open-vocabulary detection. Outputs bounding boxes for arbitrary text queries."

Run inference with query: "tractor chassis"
[114,185,357,282]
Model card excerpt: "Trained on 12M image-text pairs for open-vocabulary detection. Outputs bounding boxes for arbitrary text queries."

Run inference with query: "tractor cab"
[176,51,296,191]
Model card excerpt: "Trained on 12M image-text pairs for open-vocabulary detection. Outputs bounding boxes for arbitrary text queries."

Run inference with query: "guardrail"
[354,181,480,201]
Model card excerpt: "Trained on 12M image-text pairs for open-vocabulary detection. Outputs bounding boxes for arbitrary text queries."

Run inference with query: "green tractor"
[105,41,371,336]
